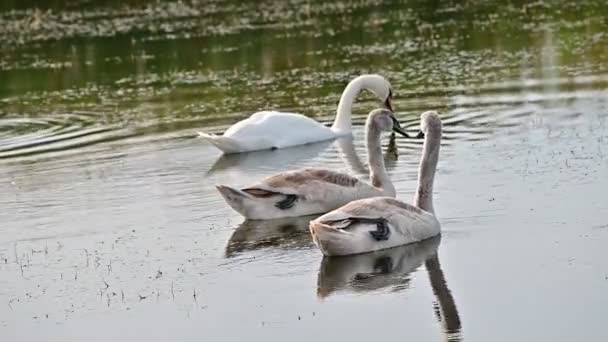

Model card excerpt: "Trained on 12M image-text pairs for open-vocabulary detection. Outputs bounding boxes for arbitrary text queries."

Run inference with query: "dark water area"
[1,1,607,341]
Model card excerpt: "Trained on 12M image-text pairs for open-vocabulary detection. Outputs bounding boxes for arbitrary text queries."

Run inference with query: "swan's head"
[419,110,442,138]
[356,74,393,111]
[367,108,411,138]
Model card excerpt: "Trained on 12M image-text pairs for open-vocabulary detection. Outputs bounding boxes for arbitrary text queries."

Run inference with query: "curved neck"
[414,133,440,214]
[332,78,363,133]
[367,125,395,196]
[425,254,462,338]
[336,137,367,175]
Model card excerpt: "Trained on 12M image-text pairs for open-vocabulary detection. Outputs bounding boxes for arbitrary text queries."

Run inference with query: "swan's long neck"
[367,125,395,196]
[414,131,441,214]
[332,79,363,133]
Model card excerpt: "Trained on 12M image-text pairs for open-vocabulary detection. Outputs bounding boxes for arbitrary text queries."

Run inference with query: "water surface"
[1,1,607,341]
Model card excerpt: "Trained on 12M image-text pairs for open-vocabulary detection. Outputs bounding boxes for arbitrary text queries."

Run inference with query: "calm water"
[1,0,608,341]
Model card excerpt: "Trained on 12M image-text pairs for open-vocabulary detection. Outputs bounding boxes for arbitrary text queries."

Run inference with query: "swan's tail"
[309,220,350,256]
[215,185,252,217]
[197,132,243,154]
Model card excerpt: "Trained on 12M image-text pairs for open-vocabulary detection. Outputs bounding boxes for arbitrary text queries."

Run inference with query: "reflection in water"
[207,140,333,175]
[317,235,462,341]
[426,254,463,341]
[334,136,367,175]
[317,236,441,297]
[384,132,400,168]
[225,215,319,257]
[336,133,403,176]
[207,134,401,177]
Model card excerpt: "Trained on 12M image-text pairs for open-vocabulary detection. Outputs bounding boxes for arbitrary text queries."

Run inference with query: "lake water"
[1,0,607,341]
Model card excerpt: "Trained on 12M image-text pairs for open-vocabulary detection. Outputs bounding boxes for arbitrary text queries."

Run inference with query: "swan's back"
[223,111,337,150]
[310,197,440,256]
[247,168,386,214]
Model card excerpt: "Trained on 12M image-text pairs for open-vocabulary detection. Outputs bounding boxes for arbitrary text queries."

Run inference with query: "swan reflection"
[207,133,399,177]
[225,215,319,257]
[425,254,462,341]
[317,235,441,297]
[334,135,367,175]
[207,140,333,176]
[317,235,462,341]
[335,133,400,176]
[384,132,400,168]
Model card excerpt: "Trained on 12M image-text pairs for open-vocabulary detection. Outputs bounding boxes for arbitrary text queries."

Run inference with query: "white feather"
[198,75,392,154]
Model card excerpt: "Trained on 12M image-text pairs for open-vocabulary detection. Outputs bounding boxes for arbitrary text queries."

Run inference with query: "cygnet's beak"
[391,116,411,138]
[415,131,425,139]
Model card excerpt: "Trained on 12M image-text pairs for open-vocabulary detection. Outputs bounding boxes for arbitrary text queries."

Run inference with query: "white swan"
[198,74,393,154]
[216,108,413,220]
[310,111,442,256]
